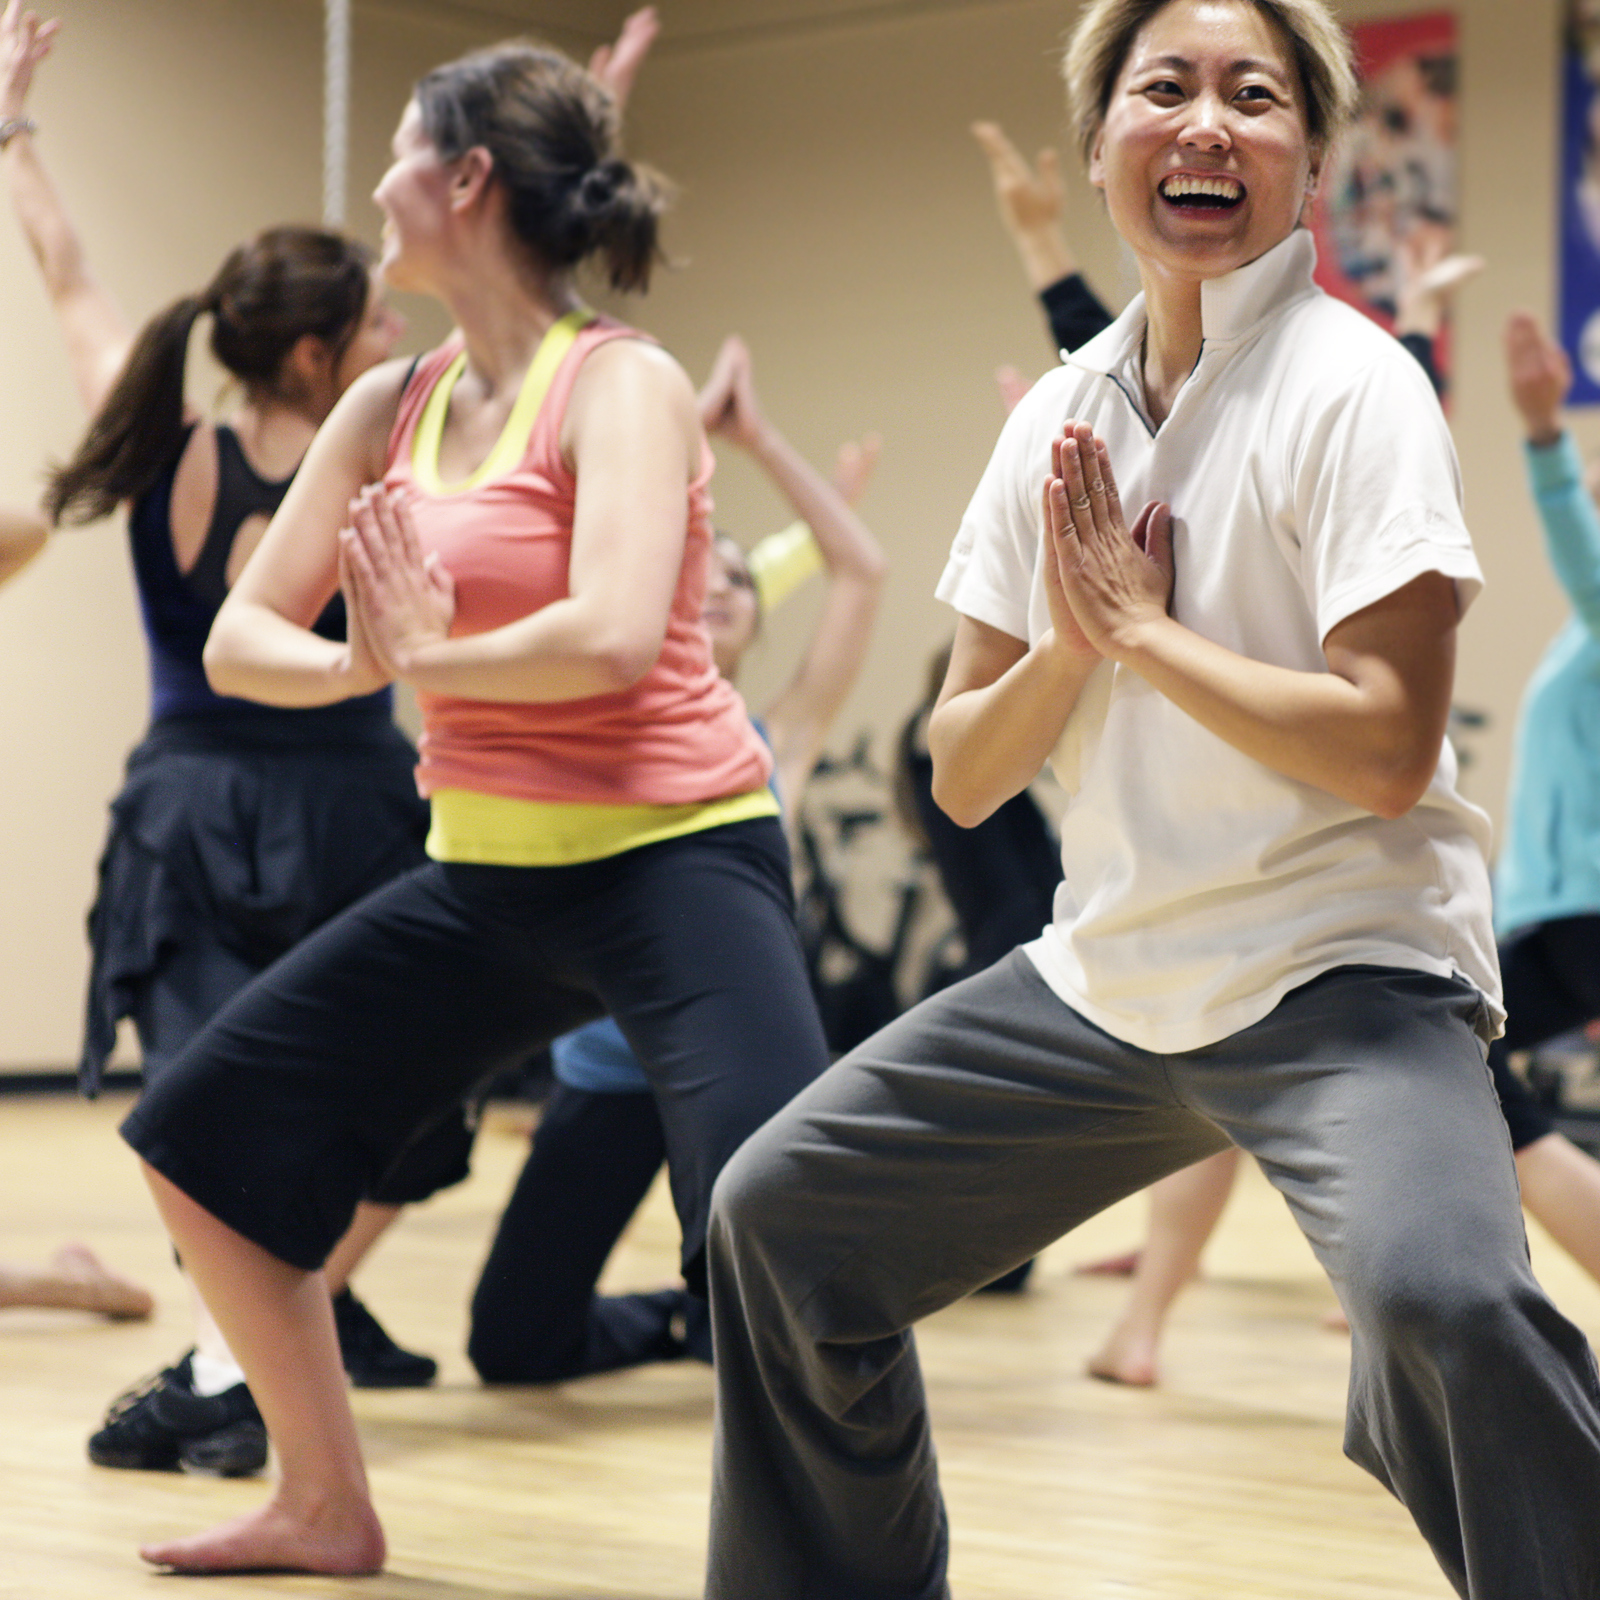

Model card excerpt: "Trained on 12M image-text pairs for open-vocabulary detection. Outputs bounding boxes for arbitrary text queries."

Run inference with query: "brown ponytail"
[47,227,372,525]
[46,292,204,524]
[415,42,671,293]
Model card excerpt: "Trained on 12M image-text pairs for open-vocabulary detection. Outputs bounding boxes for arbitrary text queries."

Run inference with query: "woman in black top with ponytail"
[1,0,469,1474]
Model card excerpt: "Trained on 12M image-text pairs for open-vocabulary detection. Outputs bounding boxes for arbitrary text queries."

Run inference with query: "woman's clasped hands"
[338,483,456,686]
[1043,420,1173,662]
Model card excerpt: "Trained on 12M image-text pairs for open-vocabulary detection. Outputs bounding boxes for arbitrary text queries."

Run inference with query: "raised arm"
[699,336,887,801]
[342,337,702,703]
[1047,422,1455,821]
[971,121,1077,293]
[588,7,659,114]
[971,121,1113,355]
[1505,310,1600,635]
[1,2,133,414]
[203,360,408,705]
[1392,226,1483,401]
[0,501,46,586]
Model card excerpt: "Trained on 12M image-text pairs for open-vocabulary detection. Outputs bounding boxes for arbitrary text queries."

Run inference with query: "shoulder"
[572,331,694,405]
[323,356,419,479]
[1277,291,1437,401]
[1258,293,1450,472]
[565,331,699,455]
[340,355,421,426]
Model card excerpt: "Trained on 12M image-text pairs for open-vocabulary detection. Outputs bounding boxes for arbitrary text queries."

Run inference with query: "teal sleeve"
[1526,434,1600,637]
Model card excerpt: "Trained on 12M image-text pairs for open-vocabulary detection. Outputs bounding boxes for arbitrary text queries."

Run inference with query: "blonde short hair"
[1062,0,1359,162]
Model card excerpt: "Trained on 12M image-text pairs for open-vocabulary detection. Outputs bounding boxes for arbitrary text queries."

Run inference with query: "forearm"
[747,423,886,587]
[1525,434,1600,631]
[0,505,45,587]
[1112,615,1443,819]
[4,132,127,411]
[204,600,373,707]
[1012,222,1077,295]
[397,596,658,704]
[929,633,1098,826]
[4,133,87,302]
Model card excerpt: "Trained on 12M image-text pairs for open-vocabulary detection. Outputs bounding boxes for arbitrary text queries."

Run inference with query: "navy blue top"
[129,423,391,726]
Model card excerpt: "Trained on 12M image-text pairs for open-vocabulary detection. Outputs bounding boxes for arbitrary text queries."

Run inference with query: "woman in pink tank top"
[117,37,830,1577]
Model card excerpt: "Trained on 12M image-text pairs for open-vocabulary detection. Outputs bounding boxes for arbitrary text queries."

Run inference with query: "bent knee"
[708,1132,787,1244]
[1348,1255,1539,1362]
[466,1321,575,1385]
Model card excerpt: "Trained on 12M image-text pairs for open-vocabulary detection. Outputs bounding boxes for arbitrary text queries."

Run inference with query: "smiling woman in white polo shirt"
[700,2,1600,1597]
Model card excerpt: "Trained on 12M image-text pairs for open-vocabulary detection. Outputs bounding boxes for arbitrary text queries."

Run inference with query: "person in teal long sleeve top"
[1481,312,1600,1291]
[1497,424,1600,934]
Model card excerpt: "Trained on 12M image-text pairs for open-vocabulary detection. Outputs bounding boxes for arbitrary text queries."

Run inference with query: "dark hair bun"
[415,42,671,293]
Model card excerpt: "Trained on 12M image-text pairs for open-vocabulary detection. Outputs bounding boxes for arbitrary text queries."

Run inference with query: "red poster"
[1308,12,1460,379]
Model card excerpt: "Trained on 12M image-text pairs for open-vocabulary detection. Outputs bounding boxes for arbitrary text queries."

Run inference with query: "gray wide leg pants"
[705,956,1600,1600]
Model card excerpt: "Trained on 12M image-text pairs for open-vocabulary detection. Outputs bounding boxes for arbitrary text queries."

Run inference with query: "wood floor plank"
[3,1090,1593,1598]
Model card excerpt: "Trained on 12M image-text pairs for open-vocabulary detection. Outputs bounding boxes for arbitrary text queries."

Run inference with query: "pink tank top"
[383,319,772,806]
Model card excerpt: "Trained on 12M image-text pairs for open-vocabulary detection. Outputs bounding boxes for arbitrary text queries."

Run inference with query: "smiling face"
[1089,0,1319,285]
[703,536,761,677]
[372,100,459,295]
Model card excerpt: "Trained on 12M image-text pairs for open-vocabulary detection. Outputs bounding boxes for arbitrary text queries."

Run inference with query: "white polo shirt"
[937,229,1501,1053]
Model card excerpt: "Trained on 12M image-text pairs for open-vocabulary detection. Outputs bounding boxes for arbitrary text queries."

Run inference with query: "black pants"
[1487,914,1600,1150]
[123,818,830,1291]
[468,1084,710,1381]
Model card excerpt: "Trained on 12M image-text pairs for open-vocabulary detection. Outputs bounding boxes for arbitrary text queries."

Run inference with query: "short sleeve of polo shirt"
[1290,345,1482,641]
[935,374,1063,640]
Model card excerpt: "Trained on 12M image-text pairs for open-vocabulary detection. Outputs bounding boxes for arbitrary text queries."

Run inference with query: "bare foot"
[139,1495,385,1575]
[50,1244,155,1319]
[1086,1325,1159,1387]
[1074,1248,1141,1278]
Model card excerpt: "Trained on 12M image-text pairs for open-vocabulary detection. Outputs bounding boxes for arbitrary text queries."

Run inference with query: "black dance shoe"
[87,1351,268,1476]
[333,1287,438,1388]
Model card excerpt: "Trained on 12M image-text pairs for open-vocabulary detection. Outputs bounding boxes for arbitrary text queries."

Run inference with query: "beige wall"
[0,0,1573,1067]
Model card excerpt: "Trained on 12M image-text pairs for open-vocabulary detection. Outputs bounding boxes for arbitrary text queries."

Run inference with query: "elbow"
[858,548,890,590]
[1356,745,1439,821]
[929,763,995,831]
[926,706,997,829]
[201,621,246,698]
[1365,777,1431,822]
[590,629,664,693]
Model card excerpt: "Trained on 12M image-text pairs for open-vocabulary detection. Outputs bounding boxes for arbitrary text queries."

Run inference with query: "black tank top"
[128,423,388,724]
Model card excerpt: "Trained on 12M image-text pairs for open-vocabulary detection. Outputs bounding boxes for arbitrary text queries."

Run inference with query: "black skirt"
[81,704,430,1095]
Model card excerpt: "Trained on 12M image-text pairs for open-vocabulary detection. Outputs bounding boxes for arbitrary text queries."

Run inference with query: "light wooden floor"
[4,1090,1598,1599]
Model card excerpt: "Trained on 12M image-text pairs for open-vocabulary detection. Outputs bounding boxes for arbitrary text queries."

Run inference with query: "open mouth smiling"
[1158,173,1245,211]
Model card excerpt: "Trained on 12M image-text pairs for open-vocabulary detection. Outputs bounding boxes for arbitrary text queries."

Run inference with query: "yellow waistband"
[425,785,780,867]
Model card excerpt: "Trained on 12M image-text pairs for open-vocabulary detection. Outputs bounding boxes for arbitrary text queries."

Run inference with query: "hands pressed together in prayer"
[338,484,455,687]
[1043,421,1173,663]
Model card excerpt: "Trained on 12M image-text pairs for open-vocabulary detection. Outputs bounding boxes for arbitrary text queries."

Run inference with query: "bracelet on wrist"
[0,116,37,149]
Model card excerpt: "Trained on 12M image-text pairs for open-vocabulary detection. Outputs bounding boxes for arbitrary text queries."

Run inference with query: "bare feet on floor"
[1086,1325,1159,1388]
[138,1495,386,1575]
[1074,1248,1142,1278]
[0,1244,154,1318]
[49,1244,155,1318]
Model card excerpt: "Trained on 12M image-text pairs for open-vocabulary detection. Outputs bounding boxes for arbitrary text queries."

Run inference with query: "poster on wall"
[1560,0,1600,404]
[1307,11,1459,388]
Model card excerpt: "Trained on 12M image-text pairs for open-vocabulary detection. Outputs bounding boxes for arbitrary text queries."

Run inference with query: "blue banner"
[1560,46,1600,404]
